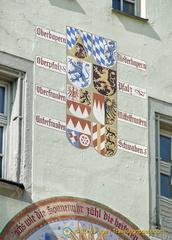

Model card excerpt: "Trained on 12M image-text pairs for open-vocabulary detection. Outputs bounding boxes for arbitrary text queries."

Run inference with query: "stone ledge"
[0,179,25,198]
[112,9,149,21]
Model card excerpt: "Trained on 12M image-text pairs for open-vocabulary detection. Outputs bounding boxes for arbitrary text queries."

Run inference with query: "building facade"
[0,0,172,239]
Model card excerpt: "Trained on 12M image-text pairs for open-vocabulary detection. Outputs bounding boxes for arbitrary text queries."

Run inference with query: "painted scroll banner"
[117,53,147,71]
[66,26,117,157]
[36,56,66,74]
[1,197,151,240]
[36,114,66,132]
[118,139,147,157]
[118,81,147,99]
[36,26,66,45]
[118,110,147,128]
[36,85,66,103]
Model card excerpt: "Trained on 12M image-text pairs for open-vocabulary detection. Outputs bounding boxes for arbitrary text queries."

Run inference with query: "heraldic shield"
[92,123,117,157]
[93,35,117,67]
[66,115,91,149]
[93,64,116,96]
[67,26,92,60]
[67,85,92,119]
[67,56,92,89]
[93,93,117,126]
[66,26,117,157]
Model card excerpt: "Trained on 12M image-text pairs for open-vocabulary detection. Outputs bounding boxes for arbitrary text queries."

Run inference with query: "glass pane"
[112,0,120,11]
[0,87,5,114]
[0,127,3,154]
[161,174,170,198]
[170,167,172,197]
[123,1,134,15]
[160,135,171,162]
[0,156,2,178]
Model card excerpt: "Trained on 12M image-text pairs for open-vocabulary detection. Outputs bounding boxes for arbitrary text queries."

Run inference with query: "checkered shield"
[93,35,117,67]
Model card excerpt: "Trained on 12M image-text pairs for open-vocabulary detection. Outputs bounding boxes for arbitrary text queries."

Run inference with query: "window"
[0,84,6,178]
[0,51,33,198]
[0,126,3,178]
[112,0,146,19]
[0,67,24,180]
[149,98,172,237]
[155,114,172,234]
[156,115,172,199]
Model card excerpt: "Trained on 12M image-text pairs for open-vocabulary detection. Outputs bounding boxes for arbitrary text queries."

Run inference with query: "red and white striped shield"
[92,123,117,156]
[92,123,105,155]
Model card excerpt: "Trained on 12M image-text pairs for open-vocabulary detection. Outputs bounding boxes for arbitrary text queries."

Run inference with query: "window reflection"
[0,87,5,114]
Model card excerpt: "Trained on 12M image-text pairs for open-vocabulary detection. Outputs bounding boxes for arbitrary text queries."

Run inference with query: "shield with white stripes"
[92,123,106,155]
[92,123,117,156]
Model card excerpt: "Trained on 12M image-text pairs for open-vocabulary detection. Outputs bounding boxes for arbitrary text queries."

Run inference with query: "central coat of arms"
[66,27,117,157]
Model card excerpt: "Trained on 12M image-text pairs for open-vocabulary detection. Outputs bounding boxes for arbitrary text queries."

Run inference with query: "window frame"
[149,98,172,236]
[0,69,24,181]
[156,115,172,199]
[0,51,33,199]
[0,82,8,178]
[112,0,147,20]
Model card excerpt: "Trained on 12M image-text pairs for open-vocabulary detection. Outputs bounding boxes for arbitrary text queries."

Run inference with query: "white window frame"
[0,51,33,199]
[122,0,140,16]
[149,98,172,238]
[112,0,146,19]
[0,82,8,178]
[0,67,24,181]
[156,114,172,196]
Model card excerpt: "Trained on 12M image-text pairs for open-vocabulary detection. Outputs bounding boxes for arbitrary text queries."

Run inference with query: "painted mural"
[66,27,117,157]
[0,197,150,240]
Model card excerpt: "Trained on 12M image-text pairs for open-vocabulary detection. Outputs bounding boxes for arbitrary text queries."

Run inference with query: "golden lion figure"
[93,66,116,96]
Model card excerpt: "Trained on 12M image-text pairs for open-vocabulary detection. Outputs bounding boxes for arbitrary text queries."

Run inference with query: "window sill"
[112,9,148,22]
[0,179,25,198]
